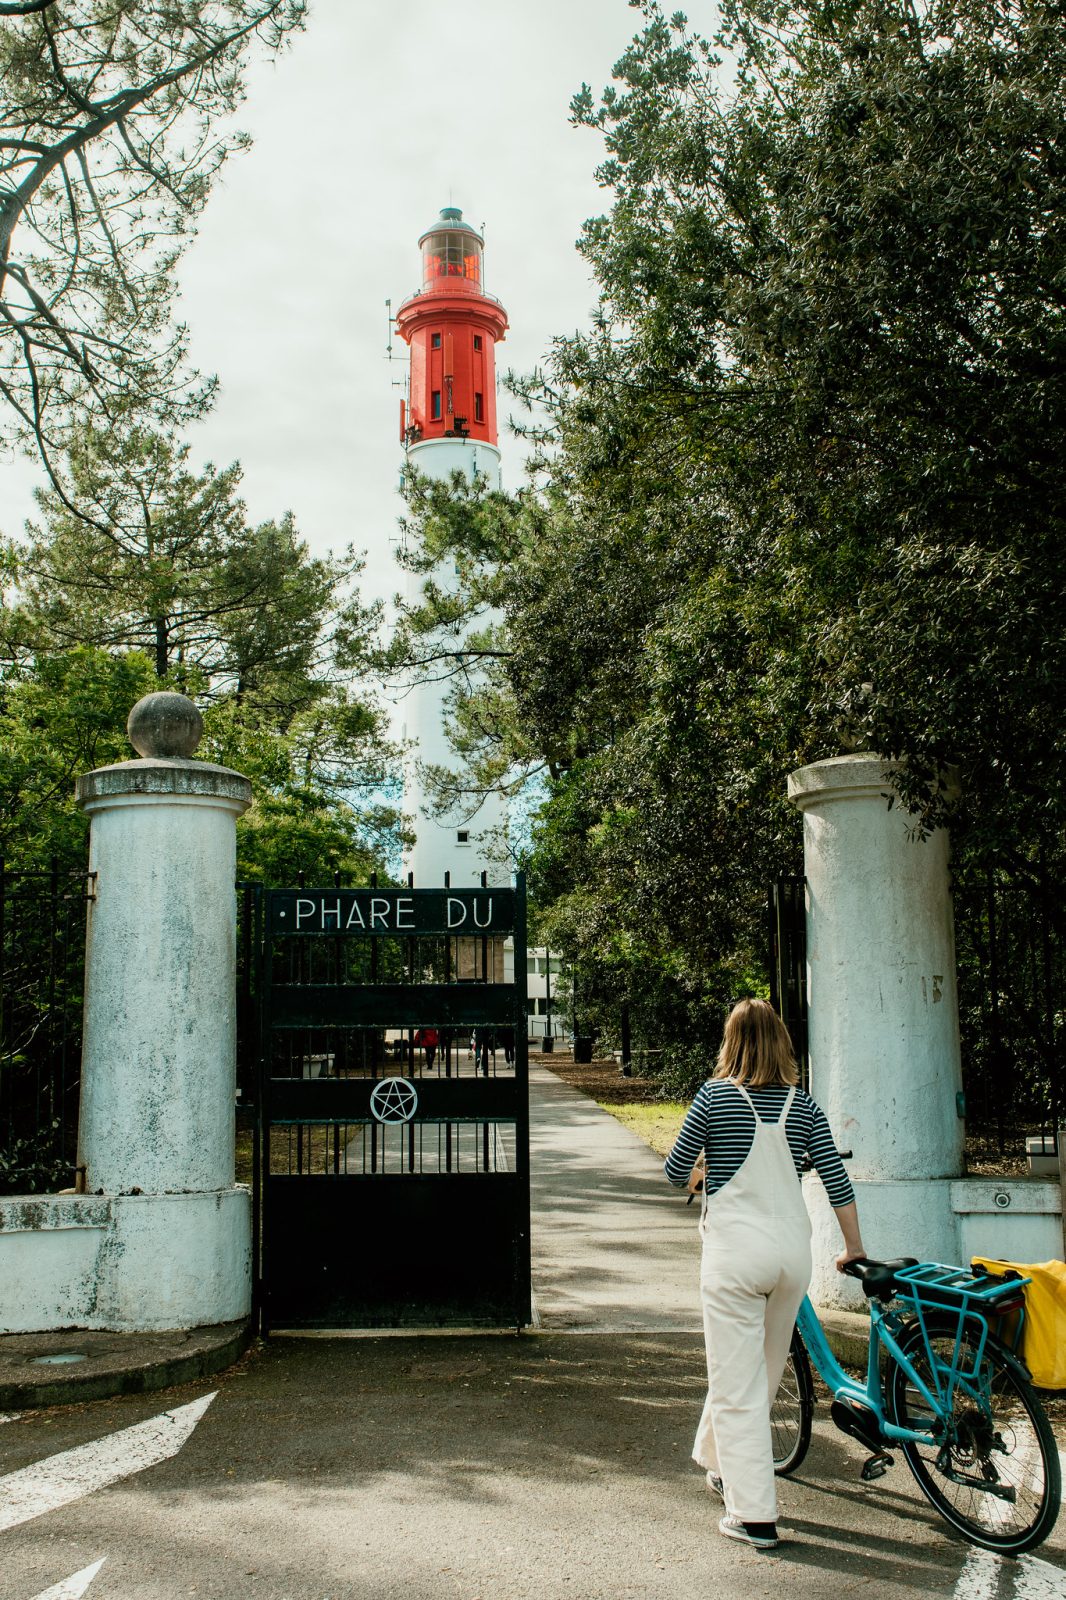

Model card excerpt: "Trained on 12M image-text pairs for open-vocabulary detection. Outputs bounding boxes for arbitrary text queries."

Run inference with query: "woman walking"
[665,998,865,1550]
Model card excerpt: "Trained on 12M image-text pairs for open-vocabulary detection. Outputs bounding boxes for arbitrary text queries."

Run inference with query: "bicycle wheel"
[886,1314,1061,1554]
[772,1328,815,1475]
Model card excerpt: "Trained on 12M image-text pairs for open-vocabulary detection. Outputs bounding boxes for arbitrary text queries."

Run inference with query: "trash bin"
[574,1037,594,1063]
[541,1035,555,1053]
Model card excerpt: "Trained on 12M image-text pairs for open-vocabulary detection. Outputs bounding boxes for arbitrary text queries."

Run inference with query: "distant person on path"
[413,1027,439,1071]
[473,1027,492,1074]
[664,998,865,1551]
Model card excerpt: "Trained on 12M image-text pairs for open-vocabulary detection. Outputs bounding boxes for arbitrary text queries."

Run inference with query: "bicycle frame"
[796,1294,977,1449]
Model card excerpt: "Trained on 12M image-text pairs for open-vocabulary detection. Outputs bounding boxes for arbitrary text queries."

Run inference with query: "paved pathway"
[1,1062,1064,1599]
[3,1331,1063,1600]
[529,1062,702,1331]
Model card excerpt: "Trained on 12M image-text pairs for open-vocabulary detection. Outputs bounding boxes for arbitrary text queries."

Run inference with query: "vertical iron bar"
[370,871,378,1172]
[253,885,267,1333]
[986,876,999,1148]
[0,859,6,1151]
[1038,856,1057,1146]
[43,856,58,1145]
[513,871,532,1325]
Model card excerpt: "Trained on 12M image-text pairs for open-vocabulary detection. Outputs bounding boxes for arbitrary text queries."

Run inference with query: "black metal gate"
[253,877,530,1331]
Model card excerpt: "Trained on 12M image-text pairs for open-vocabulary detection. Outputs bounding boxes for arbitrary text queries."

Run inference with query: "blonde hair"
[713,998,799,1088]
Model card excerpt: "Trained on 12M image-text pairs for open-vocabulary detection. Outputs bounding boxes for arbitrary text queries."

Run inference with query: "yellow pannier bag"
[971,1256,1066,1390]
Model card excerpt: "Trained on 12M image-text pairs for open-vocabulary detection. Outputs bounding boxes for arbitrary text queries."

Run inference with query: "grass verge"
[597,1101,687,1158]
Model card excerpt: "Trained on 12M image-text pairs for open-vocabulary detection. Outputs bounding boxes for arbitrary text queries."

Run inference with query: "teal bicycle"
[769,1257,1061,1554]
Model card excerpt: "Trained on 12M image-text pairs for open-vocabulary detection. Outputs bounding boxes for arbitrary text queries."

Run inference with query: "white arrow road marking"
[955,1547,1066,1600]
[29,1558,106,1599]
[0,1392,215,1534]
[955,1548,1002,1600]
[1013,1553,1066,1600]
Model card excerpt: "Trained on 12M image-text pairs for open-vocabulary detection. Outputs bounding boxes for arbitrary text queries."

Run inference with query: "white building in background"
[393,206,510,890]
[525,948,570,1044]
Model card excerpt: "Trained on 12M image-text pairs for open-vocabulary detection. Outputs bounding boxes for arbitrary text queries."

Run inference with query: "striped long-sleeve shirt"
[664,1079,854,1209]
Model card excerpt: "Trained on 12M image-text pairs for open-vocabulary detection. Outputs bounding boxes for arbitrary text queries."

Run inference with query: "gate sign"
[268,887,515,937]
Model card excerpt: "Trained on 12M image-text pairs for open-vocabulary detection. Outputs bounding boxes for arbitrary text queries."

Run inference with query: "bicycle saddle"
[843,1257,920,1301]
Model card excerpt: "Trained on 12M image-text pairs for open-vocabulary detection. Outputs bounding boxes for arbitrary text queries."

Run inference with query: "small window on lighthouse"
[432,332,442,349]
[473,335,483,352]
[431,390,442,420]
[474,393,484,422]
[457,830,470,845]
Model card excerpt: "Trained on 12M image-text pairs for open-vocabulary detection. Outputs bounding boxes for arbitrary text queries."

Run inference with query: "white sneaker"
[718,1514,779,1551]
[705,1470,725,1502]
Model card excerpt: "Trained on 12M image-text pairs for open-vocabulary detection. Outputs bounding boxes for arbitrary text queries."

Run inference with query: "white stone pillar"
[788,754,964,1308]
[74,692,253,1329]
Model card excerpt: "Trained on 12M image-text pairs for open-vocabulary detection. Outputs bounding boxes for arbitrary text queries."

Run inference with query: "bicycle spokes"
[888,1321,1059,1551]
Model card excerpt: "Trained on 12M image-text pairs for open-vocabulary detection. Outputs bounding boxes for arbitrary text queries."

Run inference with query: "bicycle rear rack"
[890,1262,1030,1381]
[892,1262,1029,1312]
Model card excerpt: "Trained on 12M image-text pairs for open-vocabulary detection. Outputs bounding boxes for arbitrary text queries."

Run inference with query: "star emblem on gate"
[369,1076,419,1124]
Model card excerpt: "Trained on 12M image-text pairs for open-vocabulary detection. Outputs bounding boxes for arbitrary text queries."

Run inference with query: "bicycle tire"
[772,1328,815,1475]
[885,1313,1060,1554]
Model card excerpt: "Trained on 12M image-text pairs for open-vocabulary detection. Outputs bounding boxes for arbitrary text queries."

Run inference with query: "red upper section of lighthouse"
[396,208,508,448]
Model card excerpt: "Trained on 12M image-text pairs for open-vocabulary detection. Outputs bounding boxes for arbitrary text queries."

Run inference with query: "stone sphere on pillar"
[127,691,204,759]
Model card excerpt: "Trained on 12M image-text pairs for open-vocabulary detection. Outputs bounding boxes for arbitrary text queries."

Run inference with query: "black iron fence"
[7,855,1061,1199]
[237,880,258,1110]
[954,866,1064,1163]
[0,859,93,1194]
[768,876,809,1088]
[770,868,1065,1166]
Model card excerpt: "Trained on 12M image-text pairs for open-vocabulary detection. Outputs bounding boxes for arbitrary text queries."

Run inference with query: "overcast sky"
[2,0,667,608]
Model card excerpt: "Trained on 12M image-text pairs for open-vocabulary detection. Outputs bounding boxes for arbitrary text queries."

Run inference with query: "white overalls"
[693,1083,812,1524]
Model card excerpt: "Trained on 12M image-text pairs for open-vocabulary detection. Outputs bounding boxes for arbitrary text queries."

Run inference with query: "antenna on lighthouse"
[385,297,409,388]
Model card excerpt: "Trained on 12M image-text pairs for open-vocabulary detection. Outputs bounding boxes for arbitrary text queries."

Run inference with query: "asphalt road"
[3,1332,1064,1600]
[4,1067,1064,1598]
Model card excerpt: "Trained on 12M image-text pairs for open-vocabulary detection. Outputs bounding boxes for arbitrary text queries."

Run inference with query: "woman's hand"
[687,1152,706,1195]
[831,1203,865,1272]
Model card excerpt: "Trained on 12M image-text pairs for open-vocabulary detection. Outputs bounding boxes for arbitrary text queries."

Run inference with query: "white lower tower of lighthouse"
[394,208,510,889]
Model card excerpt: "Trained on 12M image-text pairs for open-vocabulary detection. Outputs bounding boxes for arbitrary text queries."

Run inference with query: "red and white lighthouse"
[394,208,510,885]
[396,206,508,490]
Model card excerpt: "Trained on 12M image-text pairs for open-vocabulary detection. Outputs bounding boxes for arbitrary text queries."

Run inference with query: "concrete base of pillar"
[951,1178,1062,1266]
[804,1174,959,1312]
[0,1189,251,1333]
[804,1174,1063,1313]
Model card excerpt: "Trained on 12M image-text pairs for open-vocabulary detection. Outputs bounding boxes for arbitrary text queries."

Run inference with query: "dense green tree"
[391,0,1066,1084]
[0,644,158,867]
[0,644,405,885]
[8,420,362,704]
[562,0,1066,848]
[2,425,405,886]
[203,685,406,885]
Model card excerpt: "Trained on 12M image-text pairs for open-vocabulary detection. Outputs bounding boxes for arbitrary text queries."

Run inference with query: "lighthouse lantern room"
[396,207,508,484]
